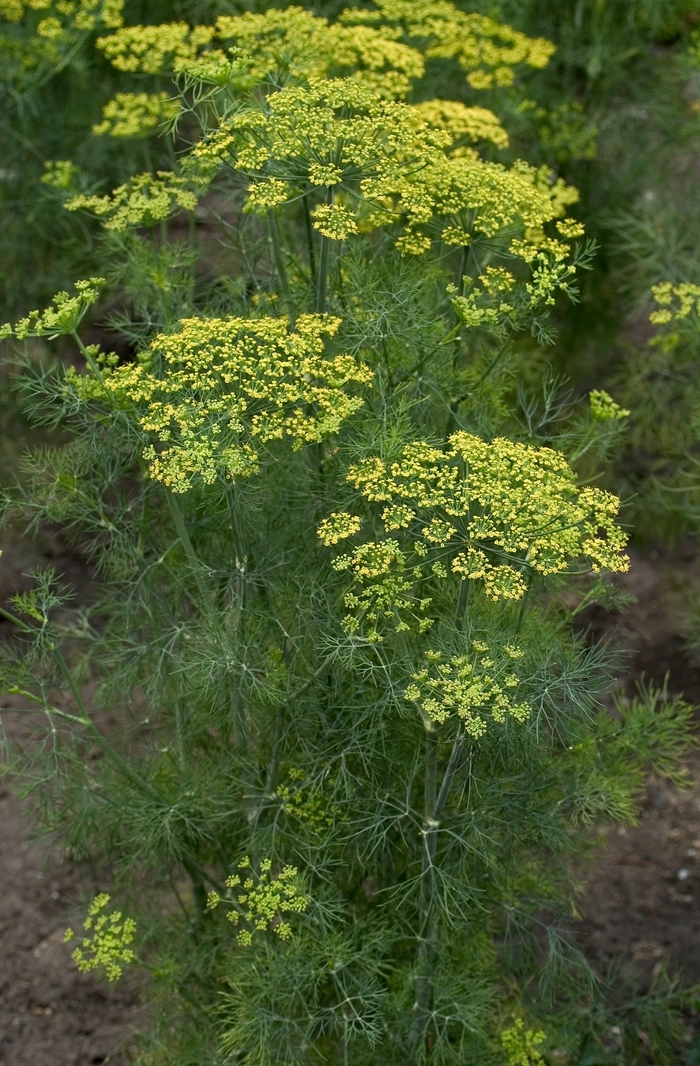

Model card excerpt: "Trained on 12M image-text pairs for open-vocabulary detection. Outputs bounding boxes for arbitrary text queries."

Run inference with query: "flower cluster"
[405,642,529,737]
[214,8,425,98]
[40,158,79,191]
[206,857,309,945]
[649,281,700,325]
[65,171,200,232]
[589,389,630,422]
[276,768,343,831]
[339,0,555,90]
[398,155,579,261]
[320,433,628,635]
[501,1019,546,1066]
[93,314,371,492]
[189,77,451,241]
[414,98,509,151]
[96,7,423,97]
[92,92,179,138]
[96,20,215,73]
[0,276,104,338]
[1,0,123,30]
[63,893,136,982]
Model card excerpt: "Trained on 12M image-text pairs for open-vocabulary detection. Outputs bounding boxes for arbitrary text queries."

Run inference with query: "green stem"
[315,187,334,314]
[182,857,209,932]
[455,578,470,629]
[470,336,511,392]
[409,724,439,1059]
[409,730,465,1062]
[268,209,296,327]
[166,490,210,603]
[71,330,104,383]
[52,644,165,805]
[303,193,317,284]
[457,244,470,296]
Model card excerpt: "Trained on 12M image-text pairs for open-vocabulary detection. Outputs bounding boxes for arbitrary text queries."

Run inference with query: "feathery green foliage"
[0,2,698,1066]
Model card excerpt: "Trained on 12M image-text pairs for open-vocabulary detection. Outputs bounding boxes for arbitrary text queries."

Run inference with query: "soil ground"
[1,538,700,1063]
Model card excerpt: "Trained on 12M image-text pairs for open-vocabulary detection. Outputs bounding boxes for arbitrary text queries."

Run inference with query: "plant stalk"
[166,490,210,603]
[268,208,296,327]
[315,187,334,314]
[409,728,465,1062]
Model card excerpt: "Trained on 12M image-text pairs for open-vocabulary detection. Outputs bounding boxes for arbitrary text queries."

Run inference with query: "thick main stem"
[409,725,439,1058]
[409,729,466,1062]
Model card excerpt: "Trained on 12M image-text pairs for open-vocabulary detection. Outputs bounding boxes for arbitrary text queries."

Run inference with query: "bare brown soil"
[575,548,700,989]
[0,538,699,1062]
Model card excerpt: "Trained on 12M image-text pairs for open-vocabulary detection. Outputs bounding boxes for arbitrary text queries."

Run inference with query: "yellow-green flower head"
[208,858,309,944]
[396,155,579,258]
[649,281,700,325]
[187,76,447,215]
[589,389,630,422]
[2,0,123,29]
[405,642,530,736]
[1,277,105,339]
[65,171,202,232]
[90,314,372,493]
[276,768,344,831]
[92,92,180,138]
[501,1019,546,1066]
[64,893,136,982]
[189,77,451,239]
[40,158,79,191]
[339,0,555,89]
[214,7,425,98]
[96,21,215,73]
[414,98,509,151]
[319,433,628,636]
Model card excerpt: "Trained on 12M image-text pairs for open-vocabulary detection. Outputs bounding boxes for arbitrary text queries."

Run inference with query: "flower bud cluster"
[92,91,179,138]
[90,314,372,492]
[207,857,309,945]
[1,276,104,338]
[405,641,529,737]
[319,433,628,636]
[63,893,136,982]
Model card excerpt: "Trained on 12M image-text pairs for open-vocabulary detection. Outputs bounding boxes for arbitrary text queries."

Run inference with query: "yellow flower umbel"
[63,893,136,982]
[0,276,104,339]
[589,389,630,422]
[206,857,309,945]
[501,1019,546,1066]
[188,77,451,240]
[96,20,215,73]
[92,314,372,493]
[92,92,180,138]
[320,433,628,636]
[213,7,425,98]
[276,767,344,832]
[65,171,201,232]
[339,0,554,91]
[414,98,509,152]
[649,281,700,325]
[405,642,529,738]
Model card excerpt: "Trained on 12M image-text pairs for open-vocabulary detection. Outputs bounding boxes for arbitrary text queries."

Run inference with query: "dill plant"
[0,4,697,1065]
